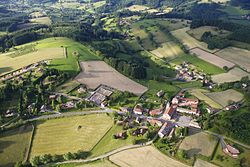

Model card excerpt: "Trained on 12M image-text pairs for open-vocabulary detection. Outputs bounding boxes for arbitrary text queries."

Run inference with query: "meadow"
[212,67,250,84]
[215,47,250,71]
[29,17,52,25]
[0,125,33,167]
[30,114,112,158]
[55,159,117,167]
[194,159,218,167]
[56,80,81,94]
[179,128,218,158]
[205,89,244,107]
[109,146,189,167]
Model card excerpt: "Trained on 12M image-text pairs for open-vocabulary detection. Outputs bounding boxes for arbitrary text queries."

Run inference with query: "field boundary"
[26,123,36,161]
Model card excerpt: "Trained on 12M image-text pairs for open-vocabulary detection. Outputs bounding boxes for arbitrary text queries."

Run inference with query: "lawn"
[109,146,189,167]
[189,89,222,109]
[205,89,244,107]
[174,81,202,89]
[90,125,144,157]
[170,54,225,75]
[0,125,33,167]
[212,141,250,167]
[179,128,218,158]
[30,114,112,158]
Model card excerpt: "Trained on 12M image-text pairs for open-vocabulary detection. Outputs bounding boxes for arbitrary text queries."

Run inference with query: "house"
[149,108,162,116]
[114,131,127,139]
[189,121,201,129]
[132,127,148,136]
[5,110,14,118]
[40,105,49,113]
[223,144,240,158]
[61,101,75,109]
[163,105,177,120]
[157,90,165,97]
[177,107,200,116]
[158,122,174,138]
[147,119,163,127]
[133,104,144,115]
[49,95,57,100]
[77,87,85,93]
[178,98,199,106]
[171,97,179,104]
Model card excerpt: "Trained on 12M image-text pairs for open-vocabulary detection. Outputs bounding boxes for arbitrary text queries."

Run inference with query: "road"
[27,108,113,122]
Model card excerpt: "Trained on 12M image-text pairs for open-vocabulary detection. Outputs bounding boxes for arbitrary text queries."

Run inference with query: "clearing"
[75,61,148,96]
[29,17,52,25]
[189,89,222,109]
[0,125,33,167]
[179,128,218,157]
[205,89,244,107]
[190,48,235,69]
[194,159,218,167]
[109,146,189,167]
[30,114,112,158]
[151,42,183,59]
[126,5,149,12]
[212,67,250,84]
[171,27,217,53]
[215,47,250,72]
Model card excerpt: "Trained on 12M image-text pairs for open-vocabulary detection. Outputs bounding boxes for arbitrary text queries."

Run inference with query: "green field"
[53,159,117,167]
[56,80,81,94]
[151,42,183,59]
[170,54,225,75]
[30,114,112,158]
[0,125,33,167]
[0,37,100,76]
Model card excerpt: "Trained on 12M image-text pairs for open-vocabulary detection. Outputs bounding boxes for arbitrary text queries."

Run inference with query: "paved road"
[27,109,113,122]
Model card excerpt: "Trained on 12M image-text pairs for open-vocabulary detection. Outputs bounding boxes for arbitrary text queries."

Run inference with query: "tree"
[31,156,41,166]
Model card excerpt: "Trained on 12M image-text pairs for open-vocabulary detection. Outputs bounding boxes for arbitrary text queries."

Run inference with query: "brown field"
[75,61,148,95]
[151,42,183,59]
[179,128,218,157]
[126,5,149,12]
[171,27,217,53]
[205,89,244,107]
[190,48,235,69]
[215,47,250,72]
[109,146,189,167]
[212,67,250,83]
[194,159,218,167]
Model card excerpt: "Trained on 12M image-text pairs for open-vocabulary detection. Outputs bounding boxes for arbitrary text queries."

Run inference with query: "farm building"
[133,104,144,115]
[223,144,240,158]
[158,122,174,138]
[163,104,177,120]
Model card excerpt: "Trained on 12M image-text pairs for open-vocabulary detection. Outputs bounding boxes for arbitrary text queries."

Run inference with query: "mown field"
[0,125,33,167]
[54,159,117,167]
[189,89,222,109]
[205,89,244,107]
[212,67,250,84]
[56,80,81,94]
[215,47,250,72]
[179,128,218,158]
[30,114,112,158]
[29,16,52,25]
[109,146,189,167]
[194,159,218,167]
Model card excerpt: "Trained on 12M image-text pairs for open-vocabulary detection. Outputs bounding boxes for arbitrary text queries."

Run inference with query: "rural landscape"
[0,0,250,167]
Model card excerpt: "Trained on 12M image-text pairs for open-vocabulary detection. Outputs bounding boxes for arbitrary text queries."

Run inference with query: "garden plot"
[215,47,250,72]
[75,61,148,96]
[109,146,189,167]
[190,48,235,69]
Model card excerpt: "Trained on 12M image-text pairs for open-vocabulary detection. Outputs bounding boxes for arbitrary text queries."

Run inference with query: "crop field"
[194,159,218,167]
[56,159,117,167]
[171,27,217,52]
[212,67,250,83]
[170,54,225,75]
[75,61,148,96]
[187,26,230,40]
[190,48,235,69]
[30,114,112,158]
[29,16,52,25]
[0,125,33,167]
[205,89,244,107]
[215,47,250,71]
[126,5,149,12]
[109,146,189,167]
[179,128,218,157]
[151,42,183,59]
[0,47,64,75]
[189,89,222,109]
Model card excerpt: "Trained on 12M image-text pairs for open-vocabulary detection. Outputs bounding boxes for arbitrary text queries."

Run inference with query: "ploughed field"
[75,61,148,96]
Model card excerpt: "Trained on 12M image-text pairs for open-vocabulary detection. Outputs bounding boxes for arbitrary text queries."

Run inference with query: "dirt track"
[75,61,148,96]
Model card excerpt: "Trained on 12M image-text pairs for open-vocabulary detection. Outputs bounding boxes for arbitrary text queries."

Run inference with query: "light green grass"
[170,54,225,75]
[53,159,117,167]
[56,80,81,94]
[30,114,112,158]
[151,42,183,59]
[0,125,33,167]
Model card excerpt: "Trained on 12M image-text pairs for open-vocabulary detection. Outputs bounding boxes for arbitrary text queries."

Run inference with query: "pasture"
[189,89,222,109]
[56,80,81,94]
[187,26,230,40]
[30,114,112,158]
[109,146,189,167]
[151,42,183,59]
[171,27,217,52]
[190,48,235,69]
[212,67,250,84]
[194,159,218,167]
[179,128,218,157]
[0,125,33,167]
[205,89,244,107]
[215,47,250,71]
[75,61,148,96]
[126,5,149,12]
[29,17,52,25]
